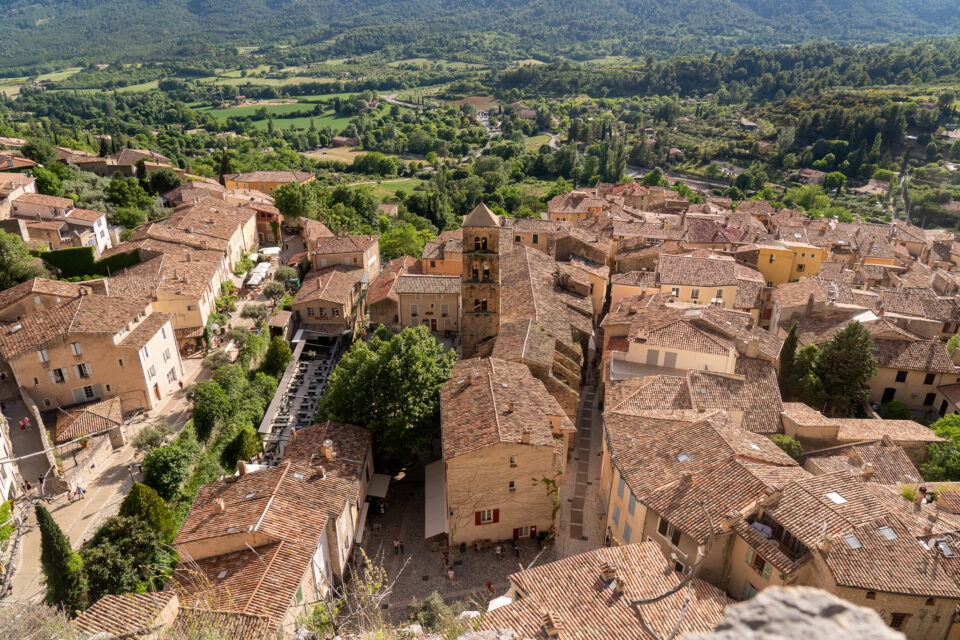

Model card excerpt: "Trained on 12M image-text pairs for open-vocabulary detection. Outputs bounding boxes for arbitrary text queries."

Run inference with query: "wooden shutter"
[71,365,80,379]
[475,511,481,526]
[492,509,499,523]
[48,370,57,384]
[761,561,772,581]
[745,548,755,566]
[671,528,681,546]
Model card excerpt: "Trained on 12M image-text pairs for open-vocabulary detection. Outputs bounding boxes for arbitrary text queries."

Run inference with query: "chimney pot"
[521,429,531,444]
[238,461,248,476]
[682,471,694,486]
[862,463,874,476]
[820,533,835,553]
[600,561,618,582]
[216,498,226,512]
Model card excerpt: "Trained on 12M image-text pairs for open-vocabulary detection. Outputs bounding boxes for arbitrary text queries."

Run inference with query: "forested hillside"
[2,0,960,71]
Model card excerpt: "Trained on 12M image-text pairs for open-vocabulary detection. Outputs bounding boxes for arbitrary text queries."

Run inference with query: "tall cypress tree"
[778,321,800,399]
[35,503,86,611]
[817,321,878,417]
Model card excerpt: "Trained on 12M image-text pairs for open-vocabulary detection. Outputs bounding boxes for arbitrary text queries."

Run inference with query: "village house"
[656,251,766,319]
[300,217,334,253]
[170,421,373,638]
[0,294,183,412]
[734,241,828,287]
[10,192,113,255]
[310,234,380,278]
[436,358,575,546]
[291,266,366,336]
[421,229,464,275]
[803,439,923,485]
[159,197,258,273]
[609,271,660,309]
[0,277,86,323]
[396,274,461,333]
[479,543,731,639]
[0,152,38,173]
[366,256,421,329]
[0,172,36,218]
[546,191,610,225]
[223,170,316,195]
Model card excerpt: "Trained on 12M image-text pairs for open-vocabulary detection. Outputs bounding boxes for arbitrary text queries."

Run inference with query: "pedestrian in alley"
[514,544,520,560]
[447,568,456,583]
[398,540,405,554]
[393,539,400,555]
[76,485,86,500]
[495,543,502,557]
[23,417,29,430]
[486,580,494,596]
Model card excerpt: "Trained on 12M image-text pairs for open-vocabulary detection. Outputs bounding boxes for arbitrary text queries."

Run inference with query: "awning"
[368,473,391,499]
[355,500,371,545]
[424,460,447,539]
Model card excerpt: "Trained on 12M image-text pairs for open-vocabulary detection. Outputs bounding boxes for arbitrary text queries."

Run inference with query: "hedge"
[35,246,141,278]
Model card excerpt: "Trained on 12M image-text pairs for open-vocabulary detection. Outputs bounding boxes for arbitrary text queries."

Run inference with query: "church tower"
[460,203,501,358]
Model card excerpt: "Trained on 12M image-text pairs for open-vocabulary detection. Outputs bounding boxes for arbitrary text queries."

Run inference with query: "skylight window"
[245,492,256,499]
[826,492,847,504]
[217,570,228,579]
[842,535,861,549]
[878,526,897,541]
[292,472,305,480]
[677,453,691,462]
[937,540,956,558]
[748,443,761,450]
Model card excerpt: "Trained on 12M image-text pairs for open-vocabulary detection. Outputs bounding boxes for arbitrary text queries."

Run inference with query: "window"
[623,522,632,543]
[69,342,82,356]
[480,299,488,311]
[657,517,681,546]
[508,481,515,491]
[866,591,876,600]
[895,370,908,383]
[690,288,700,299]
[142,344,150,359]
[517,525,530,538]
[118,358,124,367]
[410,304,418,316]
[483,265,491,280]
[936,540,956,558]
[532,233,539,244]
[163,348,171,363]
[509,455,518,467]
[332,308,340,317]
[430,260,436,267]
[307,307,315,317]
[441,303,449,315]
[37,349,49,363]
[83,385,95,400]
[768,254,775,263]
[479,509,494,524]
[677,453,690,462]
[74,363,91,379]
[33,295,42,304]
[515,235,521,243]
[474,237,481,251]
[161,326,167,340]
[842,534,861,549]
[715,289,724,299]
[628,494,637,515]
[889,613,910,630]
[186,305,196,311]
[167,369,176,384]
[415,293,422,300]
[925,392,936,407]
[472,266,479,280]
[742,582,758,600]
[926,598,935,606]
[617,477,625,498]
[50,369,67,384]
[612,505,621,525]
[33,377,39,386]
[796,264,805,272]
[826,491,847,504]
[148,365,157,378]
[925,373,936,385]
[671,287,680,297]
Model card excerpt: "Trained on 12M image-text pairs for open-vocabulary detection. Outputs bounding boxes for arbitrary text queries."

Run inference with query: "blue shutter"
[628,494,637,515]
[613,505,620,525]
[624,523,632,543]
[617,477,625,498]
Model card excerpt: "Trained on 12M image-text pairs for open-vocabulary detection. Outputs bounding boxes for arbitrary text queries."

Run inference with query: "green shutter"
[745,548,755,566]
[762,561,772,581]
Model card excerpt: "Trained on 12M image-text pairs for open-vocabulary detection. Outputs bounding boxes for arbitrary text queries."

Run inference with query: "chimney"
[880,434,895,448]
[613,577,626,597]
[681,471,694,486]
[862,463,874,477]
[238,460,248,476]
[507,402,516,414]
[820,533,835,554]
[216,498,226,512]
[745,337,760,359]
[599,561,618,582]
[542,612,563,639]
[317,466,326,479]
[521,429,531,444]
[635,329,648,343]
[321,438,336,461]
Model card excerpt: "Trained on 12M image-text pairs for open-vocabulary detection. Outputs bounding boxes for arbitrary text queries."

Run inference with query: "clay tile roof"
[111,148,172,165]
[395,274,460,295]
[225,170,314,184]
[873,337,956,373]
[422,229,462,260]
[0,277,82,312]
[66,208,107,222]
[479,543,731,639]
[604,375,692,414]
[0,295,151,359]
[301,217,333,240]
[293,265,364,305]
[805,442,922,485]
[765,471,960,597]
[462,202,500,227]
[657,252,740,286]
[441,358,574,459]
[782,402,835,426]
[834,418,943,444]
[367,256,421,305]
[612,271,659,287]
[120,311,174,348]
[13,192,73,208]
[688,358,785,434]
[168,607,271,639]
[54,396,122,444]
[73,591,177,637]
[489,319,557,368]
[311,234,379,255]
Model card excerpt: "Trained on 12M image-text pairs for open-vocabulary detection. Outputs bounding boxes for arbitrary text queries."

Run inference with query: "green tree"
[642,167,663,186]
[947,334,960,355]
[316,326,456,464]
[109,206,146,230]
[0,230,47,289]
[81,515,165,603]
[119,482,176,542]
[32,166,64,197]
[147,167,182,194]
[241,303,271,325]
[192,380,232,442]
[22,138,57,166]
[274,265,297,283]
[380,221,434,260]
[922,441,960,481]
[931,413,960,441]
[131,420,175,453]
[263,281,285,303]
[771,434,803,461]
[262,336,293,378]
[142,444,192,500]
[778,322,800,399]
[221,425,261,470]
[794,344,826,408]
[816,321,878,416]
[273,182,317,219]
[881,399,911,419]
[824,171,846,193]
[951,140,960,161]
[35,503,86,611]
[106,176,153,210]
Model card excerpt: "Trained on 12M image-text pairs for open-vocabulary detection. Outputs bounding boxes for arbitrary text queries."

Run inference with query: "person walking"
[398,540,405,554]
[393,539,400,555]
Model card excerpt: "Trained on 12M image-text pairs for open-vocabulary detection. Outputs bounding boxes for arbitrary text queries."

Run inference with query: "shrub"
[131,420,175,453]
[142,444,192,500]
[881,399,911,420]
[771,434,803,461]
[221,426,261,471]
[119,482,176,542]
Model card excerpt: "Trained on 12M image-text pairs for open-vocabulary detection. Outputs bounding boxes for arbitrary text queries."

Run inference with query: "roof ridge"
[254,462,290,533]
[241,540,284,616]
[488,360,503,444]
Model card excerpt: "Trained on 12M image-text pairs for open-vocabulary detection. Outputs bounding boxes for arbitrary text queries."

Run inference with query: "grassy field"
[253,112,354,132]
[525,134,551,151]
[37,67,82,82]
[302,146,369,162]
[198,102,316,119]
[353,178,429,200]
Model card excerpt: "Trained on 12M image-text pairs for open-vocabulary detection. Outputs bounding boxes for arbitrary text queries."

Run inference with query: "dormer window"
[842,534,861,549]
[877,526,897,541]
[676,453,690,462]
[826,492,846,504]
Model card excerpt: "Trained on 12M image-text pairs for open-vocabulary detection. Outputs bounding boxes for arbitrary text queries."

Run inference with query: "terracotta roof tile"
[54,396,123,444]
[225,170,314,184]
[805,442,923,485]
[311,234,379,255]
[367,256,421,305]
[74,591,176,637]
[395,274,460,295]
[294,266,364,305]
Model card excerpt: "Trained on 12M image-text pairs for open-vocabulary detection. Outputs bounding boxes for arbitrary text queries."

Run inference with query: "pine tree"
[35,503,86,611]
[778,322,800,399]
[816,321,878,417]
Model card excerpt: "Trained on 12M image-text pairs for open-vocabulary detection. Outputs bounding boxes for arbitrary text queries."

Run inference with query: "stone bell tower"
[460,202,501,358]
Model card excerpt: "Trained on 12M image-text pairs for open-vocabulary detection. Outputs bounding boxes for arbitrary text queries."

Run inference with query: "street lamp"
[126,464,136,484]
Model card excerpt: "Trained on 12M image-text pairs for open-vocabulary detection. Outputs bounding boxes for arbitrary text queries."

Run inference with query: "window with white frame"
[148,365,157,378]
[657,517,682,546]
[166,369,176,384]
[163,348,171,363]
[479,509,494,523]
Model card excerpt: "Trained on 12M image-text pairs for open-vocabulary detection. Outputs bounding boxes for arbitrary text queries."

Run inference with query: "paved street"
[558,383,606,557]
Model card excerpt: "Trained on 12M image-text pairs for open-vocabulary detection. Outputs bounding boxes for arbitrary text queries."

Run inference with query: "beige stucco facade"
[753,243,828,287]
[422,256,462,275]
[399,292,460,332]
[870,366,950,412]
[445,441,564,546]
[312,243,381,278]
[659,283,738,309]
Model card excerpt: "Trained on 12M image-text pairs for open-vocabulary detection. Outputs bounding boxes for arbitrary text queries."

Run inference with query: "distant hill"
[2,0,960,70]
